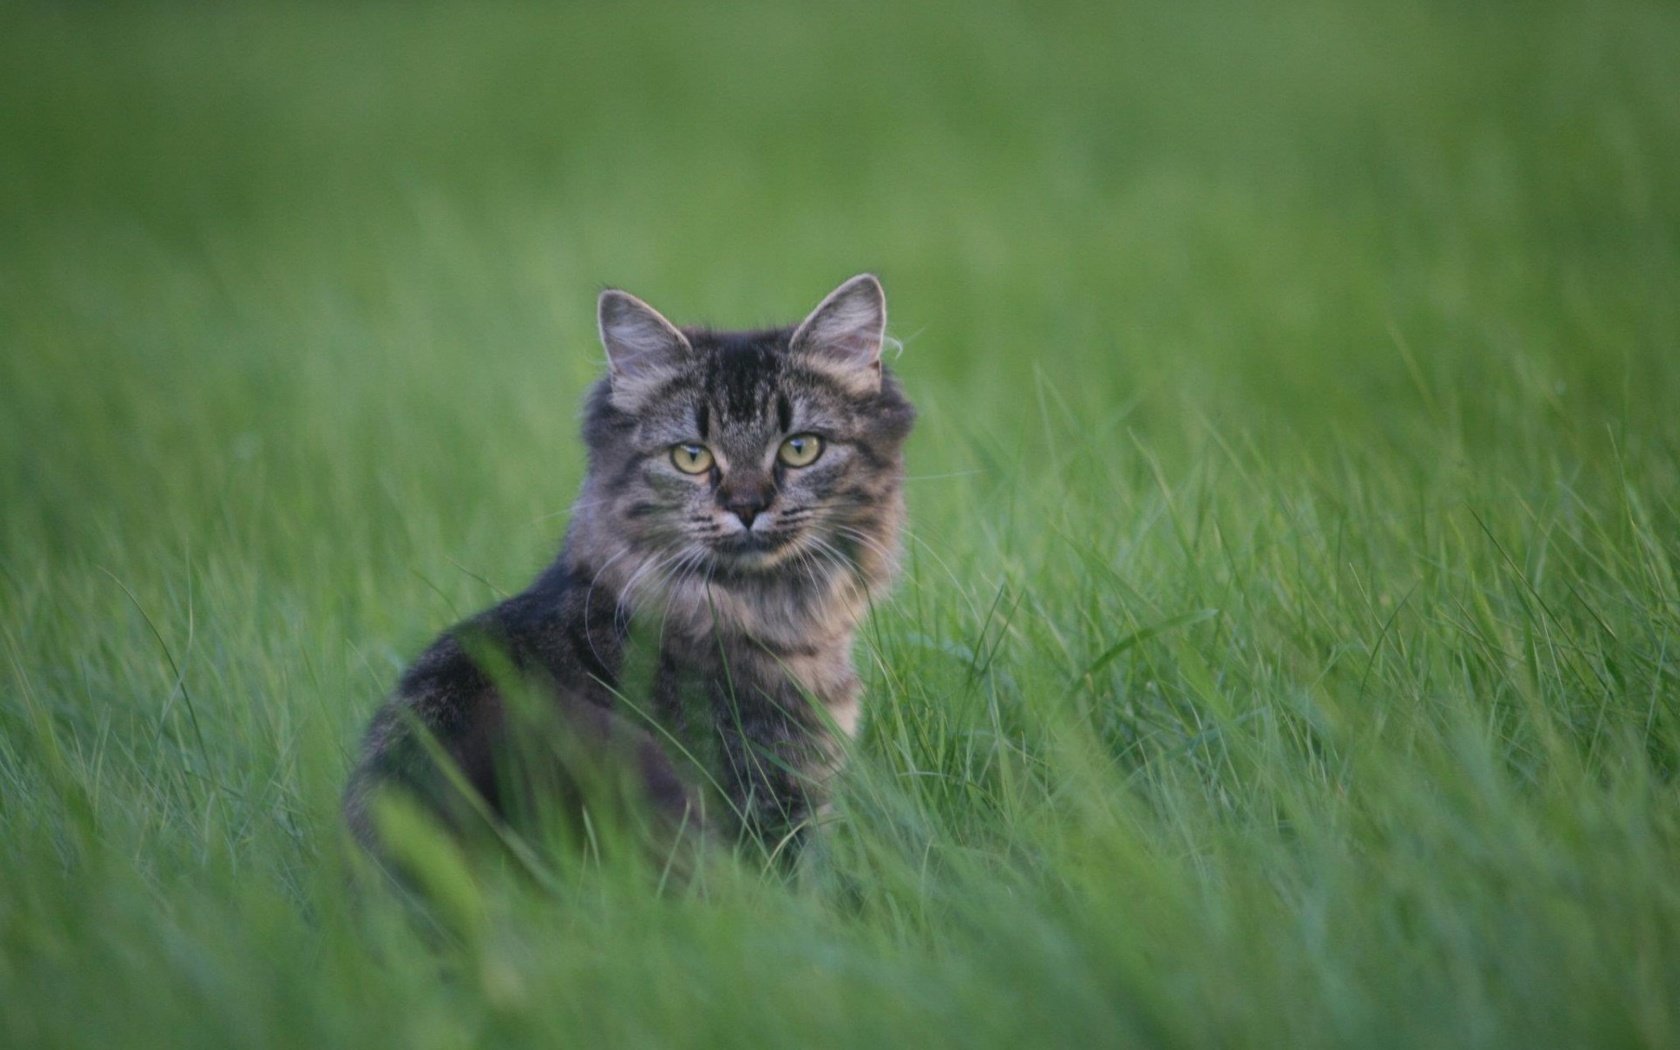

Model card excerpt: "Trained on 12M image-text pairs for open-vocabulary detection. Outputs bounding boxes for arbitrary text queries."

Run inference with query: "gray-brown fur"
[344,274,914,864]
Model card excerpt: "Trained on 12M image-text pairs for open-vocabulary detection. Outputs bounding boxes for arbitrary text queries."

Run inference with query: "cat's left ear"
[598,288,693,408]
[790,274,887,396]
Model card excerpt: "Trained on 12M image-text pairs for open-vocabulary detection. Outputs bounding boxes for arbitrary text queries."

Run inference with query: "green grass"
[4,0,1679,1045]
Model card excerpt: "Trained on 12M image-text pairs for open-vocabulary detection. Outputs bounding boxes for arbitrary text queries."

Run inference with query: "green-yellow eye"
[778,433,823,467]
[670,443,714,474]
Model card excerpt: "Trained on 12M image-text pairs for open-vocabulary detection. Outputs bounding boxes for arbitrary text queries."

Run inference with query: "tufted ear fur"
[789,274,886,396]
[598,289,692,406]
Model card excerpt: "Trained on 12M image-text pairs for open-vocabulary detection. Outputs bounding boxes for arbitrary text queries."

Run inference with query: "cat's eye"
[778,433,824,468]
[670,443,714,475]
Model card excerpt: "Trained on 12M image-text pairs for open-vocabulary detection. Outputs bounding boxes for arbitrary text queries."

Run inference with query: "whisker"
[621,547,689,609]
[581,545,633,666]
[655,548,708,636]
[523,493,619,527]
[882,524,984,621]
[830,524,899,568]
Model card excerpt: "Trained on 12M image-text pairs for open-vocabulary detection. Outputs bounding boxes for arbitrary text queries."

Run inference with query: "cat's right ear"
[598,289,692,405]
[789,274,887,396]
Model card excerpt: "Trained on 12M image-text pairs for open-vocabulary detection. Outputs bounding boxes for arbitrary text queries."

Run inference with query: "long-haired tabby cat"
[344,274,915,868]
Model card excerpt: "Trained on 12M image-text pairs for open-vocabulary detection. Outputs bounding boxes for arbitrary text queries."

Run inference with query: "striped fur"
[345,275,915,864]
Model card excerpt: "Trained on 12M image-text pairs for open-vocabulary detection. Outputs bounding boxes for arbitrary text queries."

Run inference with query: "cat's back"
[343,562,624,844]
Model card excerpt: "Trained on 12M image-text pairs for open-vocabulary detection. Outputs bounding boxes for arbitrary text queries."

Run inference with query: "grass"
[3,0,1679,1045]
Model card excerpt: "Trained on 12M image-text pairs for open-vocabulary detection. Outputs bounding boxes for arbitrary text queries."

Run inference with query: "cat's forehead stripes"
[696,334,786,424]
[687,334,872,427]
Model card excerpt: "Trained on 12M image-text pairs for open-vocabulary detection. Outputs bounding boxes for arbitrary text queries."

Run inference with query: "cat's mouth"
[711,528,800,568]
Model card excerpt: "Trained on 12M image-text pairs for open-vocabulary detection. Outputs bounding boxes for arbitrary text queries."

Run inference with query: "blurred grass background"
[3,1,1679,1046]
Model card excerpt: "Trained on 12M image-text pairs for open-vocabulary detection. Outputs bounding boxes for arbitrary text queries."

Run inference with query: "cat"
[343,274,915,869]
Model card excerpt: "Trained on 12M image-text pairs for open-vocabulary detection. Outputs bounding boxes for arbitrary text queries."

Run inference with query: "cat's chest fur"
[608,546,872,739]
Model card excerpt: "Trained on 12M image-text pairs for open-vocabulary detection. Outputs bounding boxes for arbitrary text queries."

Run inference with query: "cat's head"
[578,275,915,597]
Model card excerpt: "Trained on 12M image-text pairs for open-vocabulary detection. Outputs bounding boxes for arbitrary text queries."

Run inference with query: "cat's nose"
[720,479,774,528]
[723,493,770,528]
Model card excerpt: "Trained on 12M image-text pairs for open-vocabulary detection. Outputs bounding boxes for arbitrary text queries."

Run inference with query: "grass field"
[4,1,1680,1046]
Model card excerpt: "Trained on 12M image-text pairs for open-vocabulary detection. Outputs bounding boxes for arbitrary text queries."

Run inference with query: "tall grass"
[3,1,1678,1046]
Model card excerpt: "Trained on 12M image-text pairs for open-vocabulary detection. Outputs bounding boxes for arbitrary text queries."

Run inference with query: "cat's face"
[581,275,915,592]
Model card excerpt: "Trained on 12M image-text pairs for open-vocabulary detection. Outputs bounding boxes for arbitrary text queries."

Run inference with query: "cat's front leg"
[713,686,837,864]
